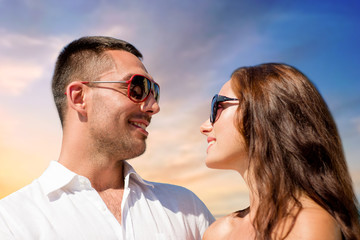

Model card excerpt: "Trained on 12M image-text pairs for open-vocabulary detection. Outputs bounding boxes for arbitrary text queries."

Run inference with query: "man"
[0,36,215,239]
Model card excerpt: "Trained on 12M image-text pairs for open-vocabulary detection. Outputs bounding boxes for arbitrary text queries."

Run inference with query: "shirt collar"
[39,160,153,196]
[123,161,154,188]
[38,161,79,196]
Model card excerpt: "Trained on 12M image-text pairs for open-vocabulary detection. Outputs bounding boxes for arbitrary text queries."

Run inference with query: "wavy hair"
[230,63,360,239]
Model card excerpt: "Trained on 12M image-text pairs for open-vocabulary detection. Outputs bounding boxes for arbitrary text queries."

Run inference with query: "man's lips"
[129,119,150,136]
[207,137,216,153]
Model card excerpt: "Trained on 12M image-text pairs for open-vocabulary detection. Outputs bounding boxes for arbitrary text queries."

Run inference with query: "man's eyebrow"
[122,73,133,81]
[122,73,154,82]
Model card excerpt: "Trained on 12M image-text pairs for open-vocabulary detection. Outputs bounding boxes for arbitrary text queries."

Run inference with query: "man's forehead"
[98,50,152,80]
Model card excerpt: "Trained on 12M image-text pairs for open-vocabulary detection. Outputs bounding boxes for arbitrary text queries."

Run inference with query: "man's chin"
[126,142,146,160]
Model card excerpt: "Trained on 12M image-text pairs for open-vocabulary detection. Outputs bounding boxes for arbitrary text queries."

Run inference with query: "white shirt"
[0,161,215,240]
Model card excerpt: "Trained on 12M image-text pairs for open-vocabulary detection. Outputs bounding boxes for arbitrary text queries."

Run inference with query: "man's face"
[87,50,160,160]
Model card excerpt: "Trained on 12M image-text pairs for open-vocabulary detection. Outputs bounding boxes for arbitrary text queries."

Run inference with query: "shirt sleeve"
[194,196,216,237]
[0,231,14,240]
[0,207,14,239]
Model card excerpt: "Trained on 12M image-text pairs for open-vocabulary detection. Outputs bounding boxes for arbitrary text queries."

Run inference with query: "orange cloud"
[0,61,43,95]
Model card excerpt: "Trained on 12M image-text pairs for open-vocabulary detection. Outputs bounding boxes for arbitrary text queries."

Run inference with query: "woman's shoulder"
[202,209,253,240]
[285,197,342,240]
[202,214,233,240]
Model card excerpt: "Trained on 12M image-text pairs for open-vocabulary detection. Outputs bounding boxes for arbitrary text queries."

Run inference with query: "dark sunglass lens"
[210,95,218,123]
[153,83,160,103]
[130,76,149,101]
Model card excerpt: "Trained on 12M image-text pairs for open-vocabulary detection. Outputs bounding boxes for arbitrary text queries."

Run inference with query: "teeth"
[132,122,146,130]
[208,140,215,147]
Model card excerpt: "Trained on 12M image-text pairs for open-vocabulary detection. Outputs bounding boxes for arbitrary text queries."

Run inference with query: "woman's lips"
[206,137,216,153]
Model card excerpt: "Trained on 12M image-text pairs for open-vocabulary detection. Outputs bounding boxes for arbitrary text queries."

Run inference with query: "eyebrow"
[121,73,134,81]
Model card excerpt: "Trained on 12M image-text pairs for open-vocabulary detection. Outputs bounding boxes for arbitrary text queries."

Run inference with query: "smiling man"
[0,36,214,239]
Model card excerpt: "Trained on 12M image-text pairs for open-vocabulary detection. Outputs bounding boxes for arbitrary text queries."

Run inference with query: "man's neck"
[58,154,125,191]
[59,122,126,191]
[88,160,125,191]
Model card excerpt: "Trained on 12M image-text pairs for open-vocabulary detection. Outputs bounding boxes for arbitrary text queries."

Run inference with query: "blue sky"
[0,0,359,217]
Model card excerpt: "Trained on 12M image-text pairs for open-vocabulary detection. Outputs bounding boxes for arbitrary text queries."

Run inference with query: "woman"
[200,63,360,240]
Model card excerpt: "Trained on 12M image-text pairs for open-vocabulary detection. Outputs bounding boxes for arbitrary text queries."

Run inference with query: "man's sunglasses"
[82,74,160,103]
[210,94,239,124]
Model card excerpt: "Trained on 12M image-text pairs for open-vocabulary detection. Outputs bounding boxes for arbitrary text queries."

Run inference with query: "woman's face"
[200,80,249,174]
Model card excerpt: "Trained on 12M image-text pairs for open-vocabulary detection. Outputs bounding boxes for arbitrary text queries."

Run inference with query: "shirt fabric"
[0,161,215,240]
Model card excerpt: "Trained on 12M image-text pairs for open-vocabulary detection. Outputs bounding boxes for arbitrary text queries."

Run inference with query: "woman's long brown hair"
[231,63,360,240]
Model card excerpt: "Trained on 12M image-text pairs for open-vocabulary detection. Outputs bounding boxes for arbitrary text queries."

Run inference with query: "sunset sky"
[0,0,359,217]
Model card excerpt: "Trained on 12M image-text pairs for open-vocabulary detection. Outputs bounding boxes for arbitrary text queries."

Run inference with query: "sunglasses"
[210,94,239,124]
[82,74,160,103]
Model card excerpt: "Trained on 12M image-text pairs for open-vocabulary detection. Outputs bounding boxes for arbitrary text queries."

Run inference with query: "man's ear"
[65,81,87,118]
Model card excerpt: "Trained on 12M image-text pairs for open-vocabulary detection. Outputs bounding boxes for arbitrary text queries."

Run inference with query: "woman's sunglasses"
[210,94,239,124]
[82,74,160,103]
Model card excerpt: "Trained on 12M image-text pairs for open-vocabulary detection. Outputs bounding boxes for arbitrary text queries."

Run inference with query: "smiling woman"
[200,63,360,240]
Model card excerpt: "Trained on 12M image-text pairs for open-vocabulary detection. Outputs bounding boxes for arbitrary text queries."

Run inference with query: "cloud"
[0,1,358,218]
[0,32,44,48]
[0,105,60,198]
[0,142,50,198]
[0,61,43,95]
[0,108,19,141]
[97,25,134,39]
[0,31,44,95]
[130,100,211,180]
[128,99,250,216]
[0,29,69,96]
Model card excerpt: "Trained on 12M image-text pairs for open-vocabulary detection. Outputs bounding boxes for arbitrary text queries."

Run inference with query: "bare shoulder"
[286,198,342,240]
[202,215,230,240]
[203,211,253,240]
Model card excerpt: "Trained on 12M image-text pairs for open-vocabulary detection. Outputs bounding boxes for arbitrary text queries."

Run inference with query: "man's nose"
[140,93,160,115]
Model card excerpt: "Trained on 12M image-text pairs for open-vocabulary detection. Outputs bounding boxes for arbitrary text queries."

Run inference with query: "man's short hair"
[51,36,143,127]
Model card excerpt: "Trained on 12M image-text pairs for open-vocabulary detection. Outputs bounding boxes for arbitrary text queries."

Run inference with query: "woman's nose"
[200,118,212,136]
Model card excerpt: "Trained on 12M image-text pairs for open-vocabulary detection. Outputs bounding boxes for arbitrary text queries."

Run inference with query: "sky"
[0,0,359,218]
